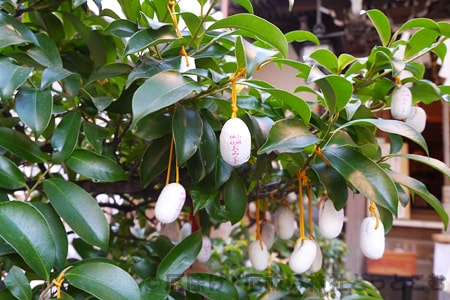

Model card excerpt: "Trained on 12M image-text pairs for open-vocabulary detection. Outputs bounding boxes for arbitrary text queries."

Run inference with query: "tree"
[0,0,449,299]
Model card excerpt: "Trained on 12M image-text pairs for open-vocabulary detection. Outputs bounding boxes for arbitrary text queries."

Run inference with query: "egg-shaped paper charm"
[308,239,323,273]
[197,235,212,263]
[391,86,412,120]
[360,216,385,259]
[289,239,317,274]
[160,221,181,243]
[318,199,344,239]
[154,183,186,224]
[180,222,192,239]
[405,106,427,133]
[179,56,196,73]
[219,118,251,166]
[286,191,298,204]
[248,240,269,271]
[274,205,295,240]
[261,223,275,249]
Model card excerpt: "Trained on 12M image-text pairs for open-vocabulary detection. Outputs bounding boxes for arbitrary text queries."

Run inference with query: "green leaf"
[43,178,110,251]
[410,80,441,104]
[15,88,53,137]
[338,54,357,74]
[397,18,440,33]
[285,30,320,45]
[104,19,138,37]
[322,145,398,215]
[0,201,56,279]
[258,119,319,154]
[235,35,247,74]
[26,33,62,67]
[0,127,45,163]
[308,48,339,74]
[312,162,348,210]
[0,12,38,47]
[4,266,32,300]
[335,118,428,155]
[385,153,450,178]
[208,13,288,58]
[223,172,247,224]
[404,28,440,58]
[312,74,353,113]
[65,149,127,182]
[0,156,26,189]
[41,67,75,89]
[132,70,201,127]
[86,63,133,86]
[157,231,202,282]
[123,26,178,56]
[52,110,82,163]
[231,0,253,13]
[0,58,33,101]
[65,261,140,300]
[364,9,391,47]
[31,202,68,272]
[242,38,278,77]
[179,273,239,300]
[173,105,203,165]
[387,170,448,230]
[140,135,171,187]
[83,122,109,154]
[139,277,170,300]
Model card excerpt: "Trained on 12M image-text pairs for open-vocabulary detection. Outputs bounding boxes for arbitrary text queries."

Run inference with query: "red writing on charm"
[229,134,242,164]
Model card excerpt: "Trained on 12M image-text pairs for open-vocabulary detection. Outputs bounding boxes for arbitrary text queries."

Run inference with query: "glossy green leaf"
[104,19,138,37]
[135,112,172,140]
[0,156,26,189]
[0,127,45,163]
[387,170,448,230]
[156,231,202,282]
[86,63,133,86]
[215,156,233,188]
[377,204,393,234]
[397,18,440,33]
[410,80,441,104]
[0,201,56,279]
[123,26,178,56]
[173,105,203,165]
[224,172,247,224]
[139,277,170,300]
[258,119,319,154]
[338,53,357,74]
[65,261,140,300]
[4,266,32,300]
[0,11,38,47]
[65,149,127,182]
[179,272,239,300]
[308,48,338,74]
[312,162,348,210]
[385,153,450,178]
[285,30,320,45]
[231,0,253,13]
[180,12,204,48]
[235,36,247,74]
[242,38,278,77]
[26,33,62,67]
[132,70,202,127]
[310,73,353,113]
[31,202,68,272]
[15,88,52,137]
[322,145,398,215]
[83,122,109,154]
[0,58,33,101]
[140,135,171,187]
[336,118,428,155]
[404,28,440,58]
[52,110,82,163]
[364,9,391,47]
[43,178,110,251]
[208,13,289,58]
[41,66,75,89]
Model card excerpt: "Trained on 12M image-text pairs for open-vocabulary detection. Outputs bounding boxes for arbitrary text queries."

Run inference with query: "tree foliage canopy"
[0,0,449,299]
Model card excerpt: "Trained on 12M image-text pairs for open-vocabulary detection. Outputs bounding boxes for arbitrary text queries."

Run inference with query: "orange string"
[168,0,189,66]
[166,136,174,185]
[369,200,380,230]
[314,146,330,167]
[307,184,314,238]
[297,170,306,241]
[255,199,263,250]
[230,68,246,119]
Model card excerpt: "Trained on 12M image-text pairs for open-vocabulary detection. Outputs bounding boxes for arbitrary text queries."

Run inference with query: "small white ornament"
[248,240,269,271]
[180,222,192,239]
[308,239,323,273]
[318,199,344,239]
[154,183,186,224]
[219,118,251,166]
[360,216,385,259]
[391,86,412,120]
[274,205,295,240]
[197,235,212,263]
[179,56,196,73]
[260,223,275,249]
[289,239,317,274]
[405,106,427,133]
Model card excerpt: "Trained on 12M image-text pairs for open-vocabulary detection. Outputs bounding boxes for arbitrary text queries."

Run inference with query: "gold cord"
[168,0,190,66]
[369,200,380,230]
[165,136,175,185]
[314,146,330,167]
[307,184,314,239]
[230,69,246,119]
[255,199,263,250]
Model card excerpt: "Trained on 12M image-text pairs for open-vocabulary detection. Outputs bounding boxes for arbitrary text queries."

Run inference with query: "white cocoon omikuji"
[261,223,275,249]
[405,106,427,133]
[289,239,317,274]
[274,205,295,240]
[154,183,186,224]
[248,240,269,271]
[197,235,212,263]
[309,239,323,273]
[219,118,251,166]
[318,199,344,239]
[390,86,412,120]
[360,216,385,259]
